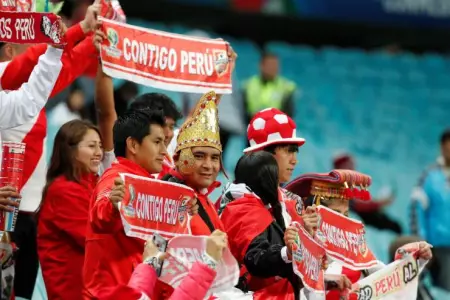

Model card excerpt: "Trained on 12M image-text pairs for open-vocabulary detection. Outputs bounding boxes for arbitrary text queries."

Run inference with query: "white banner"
[160,235,239,297]
[352,255,428,300]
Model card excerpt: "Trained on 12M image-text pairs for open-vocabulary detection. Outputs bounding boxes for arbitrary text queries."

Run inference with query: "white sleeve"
[98,150,116,176]
[280,246,292,263]
[0,46,63,130]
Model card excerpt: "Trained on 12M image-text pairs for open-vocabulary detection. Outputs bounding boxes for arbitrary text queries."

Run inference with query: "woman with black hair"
[220,151,302,300]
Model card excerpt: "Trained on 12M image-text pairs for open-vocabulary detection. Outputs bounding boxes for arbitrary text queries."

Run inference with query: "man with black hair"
[129,93,183,148]
[83,108,169,299]
[126,92,183,178]
[410,128,450,291]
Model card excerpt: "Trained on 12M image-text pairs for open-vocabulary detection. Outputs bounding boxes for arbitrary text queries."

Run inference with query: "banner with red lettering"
[314,206,379,270]
[350,254,428,300]
[118,173,195,240]
[99,17,233,94]
[291,222,326,294]
[0,12,65,44]
[160,235,239,296]
[0,0,35,12]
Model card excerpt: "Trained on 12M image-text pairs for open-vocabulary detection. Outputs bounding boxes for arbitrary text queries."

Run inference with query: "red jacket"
[37,173,97,300]
[221,193,297,300]
[99,263,217,300]
[83,157,151,299]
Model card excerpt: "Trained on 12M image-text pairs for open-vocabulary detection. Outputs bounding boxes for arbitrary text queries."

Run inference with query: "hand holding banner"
[291,222,326,294]
[99,17,233,94]
[160,235,239,296]
[314,206,379,270]
[118,173,195,240]
[0,12,65,45]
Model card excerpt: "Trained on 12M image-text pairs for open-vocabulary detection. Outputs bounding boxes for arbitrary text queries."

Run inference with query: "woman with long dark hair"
[220,151,302,300]
[37,119,103,300]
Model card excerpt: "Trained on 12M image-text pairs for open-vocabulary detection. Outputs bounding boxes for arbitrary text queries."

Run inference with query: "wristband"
[202,252,218,270]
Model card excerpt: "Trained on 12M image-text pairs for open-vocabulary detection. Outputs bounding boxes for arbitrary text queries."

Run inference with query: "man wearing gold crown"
[161,90,225,236]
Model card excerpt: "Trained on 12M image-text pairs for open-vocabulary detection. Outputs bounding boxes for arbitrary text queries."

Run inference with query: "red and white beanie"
[244,108,305,153]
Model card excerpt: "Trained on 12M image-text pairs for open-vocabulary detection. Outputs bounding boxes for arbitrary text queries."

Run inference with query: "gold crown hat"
[175,91,225,176]
[175,91,221,153]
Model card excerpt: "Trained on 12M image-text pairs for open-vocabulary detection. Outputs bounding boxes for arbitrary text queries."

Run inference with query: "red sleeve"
[46,180,90,248]
[170,263,216,300]
[90,171,122,234]
[0,24,98,96]
[128,264,158,298]
[220,197,273,263]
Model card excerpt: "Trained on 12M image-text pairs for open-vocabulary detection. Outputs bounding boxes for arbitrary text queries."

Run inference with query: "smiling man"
[128,93,183,178]
[162,90,225,236]
[83,108,168,299]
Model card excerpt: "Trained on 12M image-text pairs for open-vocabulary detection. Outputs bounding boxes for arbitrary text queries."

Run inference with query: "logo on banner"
[358,228,369,257]
[123,184,136,217]
[105,28,121,57]
[178,196,189,224]
[40,15,61,44]
[213,49,229,76]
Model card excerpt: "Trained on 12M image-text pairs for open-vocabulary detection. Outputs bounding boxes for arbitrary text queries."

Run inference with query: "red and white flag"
[99,17,233,94]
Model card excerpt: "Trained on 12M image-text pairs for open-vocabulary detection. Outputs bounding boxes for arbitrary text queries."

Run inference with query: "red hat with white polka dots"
[244,108,305,153]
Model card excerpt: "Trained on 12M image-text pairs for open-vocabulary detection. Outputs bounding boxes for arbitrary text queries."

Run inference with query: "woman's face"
[323,198,350,217]
[75,129,103,174]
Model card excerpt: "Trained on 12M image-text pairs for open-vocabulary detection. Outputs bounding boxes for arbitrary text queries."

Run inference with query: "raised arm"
[0,46,63,130]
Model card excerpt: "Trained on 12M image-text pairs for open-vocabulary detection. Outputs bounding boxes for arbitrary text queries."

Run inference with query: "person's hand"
[206,230,228,261]
[227,44,237,74]
[325,274,352,291]
[0,186,21,212]
[143,239,168,261]
[187,197,199,216]
[93,25,107,52]
[396,241,433,261]
[303,205,319,236]
[321,256,329,270]
[110,177,125,210]
[283,225,298,260]
[80,0,101,34]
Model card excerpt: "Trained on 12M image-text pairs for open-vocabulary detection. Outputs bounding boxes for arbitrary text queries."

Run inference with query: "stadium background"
[34,0,450,298]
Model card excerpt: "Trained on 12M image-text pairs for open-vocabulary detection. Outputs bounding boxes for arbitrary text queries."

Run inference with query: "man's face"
[164,117,176,147]
[272,145,298,183]
[441,141,450,165]
[132,124,167,174]
[339,158,355,170]
[184,146,221,190]
[260,56,279,80]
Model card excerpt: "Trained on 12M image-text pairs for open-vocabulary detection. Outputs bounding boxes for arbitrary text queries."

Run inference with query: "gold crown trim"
[175,91,222,153]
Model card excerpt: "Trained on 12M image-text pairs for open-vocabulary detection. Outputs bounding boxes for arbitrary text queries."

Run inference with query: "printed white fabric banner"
[352,255,428,300]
